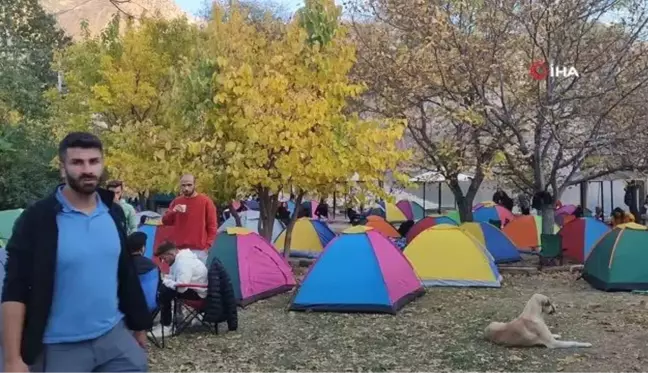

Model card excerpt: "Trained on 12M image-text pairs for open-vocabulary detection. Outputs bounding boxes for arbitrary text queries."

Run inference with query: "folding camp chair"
[172,284,215,336]
[538,233,564,269]
[139,268,164,348]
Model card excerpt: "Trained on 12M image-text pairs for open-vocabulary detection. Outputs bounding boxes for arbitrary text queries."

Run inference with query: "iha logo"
[529,60,579,80]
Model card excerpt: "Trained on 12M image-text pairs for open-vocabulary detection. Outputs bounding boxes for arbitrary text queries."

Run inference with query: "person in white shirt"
[154,242,208,334]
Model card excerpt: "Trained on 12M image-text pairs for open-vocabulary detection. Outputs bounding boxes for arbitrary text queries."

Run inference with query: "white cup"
[178,204,187,213]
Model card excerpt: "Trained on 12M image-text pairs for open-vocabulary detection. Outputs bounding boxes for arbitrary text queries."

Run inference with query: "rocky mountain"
[39,0,193,39]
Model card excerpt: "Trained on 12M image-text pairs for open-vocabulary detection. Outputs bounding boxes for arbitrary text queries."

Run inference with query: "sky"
[174,0,305,15]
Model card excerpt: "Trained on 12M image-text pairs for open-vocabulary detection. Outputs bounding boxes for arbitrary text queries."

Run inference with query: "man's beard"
[67,173,100,195]
[182,189,195,197]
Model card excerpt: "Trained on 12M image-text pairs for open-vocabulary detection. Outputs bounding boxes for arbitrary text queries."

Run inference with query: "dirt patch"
[149,272,648,372]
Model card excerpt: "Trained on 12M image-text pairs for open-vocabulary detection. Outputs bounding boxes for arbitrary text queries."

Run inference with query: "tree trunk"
[455,196,473,222]
[228,200,242,227]
[257,187,279,241]
[283,191,305,258]
[540,202,556,234]
[447,172,484,222]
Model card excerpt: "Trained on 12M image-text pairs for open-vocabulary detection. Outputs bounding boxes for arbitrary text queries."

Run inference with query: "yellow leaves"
[47,16,206,194]
[187,142,201,155]
[213,92,228,104]
[216,56,228,68]
[224,142,237,153]
[47,4,408,202]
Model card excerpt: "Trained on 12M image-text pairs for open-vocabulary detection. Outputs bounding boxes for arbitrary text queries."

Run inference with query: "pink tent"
[302,200,319,218]
[556,204,577,215]
[289,226,425,313]
[208,227,296,306]
[555,204,577,226]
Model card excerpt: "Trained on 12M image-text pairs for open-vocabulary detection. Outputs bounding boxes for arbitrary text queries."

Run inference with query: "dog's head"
[532,293,556,315]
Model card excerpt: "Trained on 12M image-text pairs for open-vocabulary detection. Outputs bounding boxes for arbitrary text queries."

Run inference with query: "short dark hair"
[58,132,103,161]
[106,180,123,189]
[155,241,176,256]
[126,231,147,254]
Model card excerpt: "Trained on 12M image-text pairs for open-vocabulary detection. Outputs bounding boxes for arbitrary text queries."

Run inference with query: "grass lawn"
[149,271,648,371]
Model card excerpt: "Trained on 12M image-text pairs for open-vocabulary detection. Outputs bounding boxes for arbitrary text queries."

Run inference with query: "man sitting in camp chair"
[153,241,208,337]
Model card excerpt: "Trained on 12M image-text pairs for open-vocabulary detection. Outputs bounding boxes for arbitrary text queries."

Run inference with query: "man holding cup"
[161,174,218,264]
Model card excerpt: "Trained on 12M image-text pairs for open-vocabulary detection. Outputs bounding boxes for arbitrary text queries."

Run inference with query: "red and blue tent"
[559,217,611,262]
[289,226,425,313]
[396,199,425,221]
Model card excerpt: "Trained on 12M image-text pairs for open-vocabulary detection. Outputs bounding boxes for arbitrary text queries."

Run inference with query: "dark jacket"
[203,259,238,331]
[2,186,152,365]
[315,203,329,218]
[132,254,157,276]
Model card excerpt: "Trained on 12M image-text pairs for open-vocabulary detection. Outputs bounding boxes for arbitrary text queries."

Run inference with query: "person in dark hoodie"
[127,232,158,276]
[493,187,514,212]
[315,198,329,220]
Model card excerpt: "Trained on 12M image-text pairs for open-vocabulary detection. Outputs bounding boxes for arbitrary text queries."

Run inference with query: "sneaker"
[151,325,173,338]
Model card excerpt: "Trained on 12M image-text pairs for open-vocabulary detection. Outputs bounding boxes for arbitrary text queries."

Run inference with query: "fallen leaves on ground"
[149,274,648,371]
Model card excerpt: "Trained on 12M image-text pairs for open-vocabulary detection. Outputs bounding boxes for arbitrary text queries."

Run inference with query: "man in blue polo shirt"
[2,132,151,372]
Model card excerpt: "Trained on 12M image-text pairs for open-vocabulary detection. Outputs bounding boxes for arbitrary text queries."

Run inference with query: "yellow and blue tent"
[371,201,408,223]
[274,218,336,258]
[404,225,501,287]
[460,222,521,263]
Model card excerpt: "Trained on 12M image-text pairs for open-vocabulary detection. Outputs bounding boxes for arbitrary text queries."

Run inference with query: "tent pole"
[600,181,604,216]
[579,181,587,211]
[437,182,442,214]
[610,181,614,212]
[422,182,426,214]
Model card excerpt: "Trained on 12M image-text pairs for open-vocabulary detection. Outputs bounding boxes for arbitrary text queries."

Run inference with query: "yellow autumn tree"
[196,1,408,249]
[47,14,228,196]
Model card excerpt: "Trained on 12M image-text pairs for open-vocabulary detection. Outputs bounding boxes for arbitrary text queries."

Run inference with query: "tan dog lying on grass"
[484,293,592,348]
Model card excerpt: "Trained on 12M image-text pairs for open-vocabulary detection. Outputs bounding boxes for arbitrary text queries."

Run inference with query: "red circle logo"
[529,60,549,80]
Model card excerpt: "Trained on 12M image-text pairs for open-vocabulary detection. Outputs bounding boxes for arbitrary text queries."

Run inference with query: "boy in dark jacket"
[127,232,158,275]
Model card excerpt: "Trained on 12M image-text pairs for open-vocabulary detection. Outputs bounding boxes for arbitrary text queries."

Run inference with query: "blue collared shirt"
[43,187,123,343]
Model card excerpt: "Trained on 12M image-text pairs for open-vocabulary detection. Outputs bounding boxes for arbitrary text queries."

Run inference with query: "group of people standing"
[2,132,220,372]
[492,183,646,228]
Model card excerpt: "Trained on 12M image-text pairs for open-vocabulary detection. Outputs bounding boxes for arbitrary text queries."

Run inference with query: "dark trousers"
[159,286,201,326]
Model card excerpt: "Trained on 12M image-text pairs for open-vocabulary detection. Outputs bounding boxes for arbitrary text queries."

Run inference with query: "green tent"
[583,225,648,291]
[0,209,24,246]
